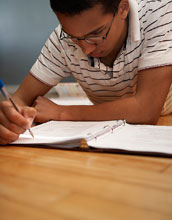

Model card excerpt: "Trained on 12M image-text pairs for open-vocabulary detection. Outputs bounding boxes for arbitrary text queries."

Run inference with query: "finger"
[0,124,19,143]
[21,106,37,127]
[34,111,50,124]
[1,101,34,129]
[32,96,43,107]
[1,118,26,135]
[0,108,26,134]
[32,98,38,107]
[0,139,9,145]
[34,113,44,124]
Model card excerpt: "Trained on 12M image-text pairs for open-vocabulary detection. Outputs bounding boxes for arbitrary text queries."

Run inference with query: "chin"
[91,54,102,58]
[90,48,111,58]
[90,52,105,58]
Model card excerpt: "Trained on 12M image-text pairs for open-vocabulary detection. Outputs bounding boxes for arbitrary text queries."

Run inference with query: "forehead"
[56,4,113,37]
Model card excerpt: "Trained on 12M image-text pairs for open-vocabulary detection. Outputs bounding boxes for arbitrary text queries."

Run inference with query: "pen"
[0,79,34,138]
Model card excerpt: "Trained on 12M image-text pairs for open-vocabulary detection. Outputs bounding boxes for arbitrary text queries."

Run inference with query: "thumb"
[21,107,37,127]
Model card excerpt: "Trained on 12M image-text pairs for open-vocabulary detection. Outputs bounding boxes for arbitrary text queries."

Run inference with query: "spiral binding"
[80,120,126,149]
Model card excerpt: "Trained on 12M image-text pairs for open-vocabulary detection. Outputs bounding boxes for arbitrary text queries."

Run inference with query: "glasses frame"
[60,14,115,45]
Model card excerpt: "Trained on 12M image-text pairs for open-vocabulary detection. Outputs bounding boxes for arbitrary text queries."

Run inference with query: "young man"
[0,0,172,145]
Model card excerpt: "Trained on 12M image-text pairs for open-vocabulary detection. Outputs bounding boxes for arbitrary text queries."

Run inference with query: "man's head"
[50,0,121,16]
[50,0,129,60]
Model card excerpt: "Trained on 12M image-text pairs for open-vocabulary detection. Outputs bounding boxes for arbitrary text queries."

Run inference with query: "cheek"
[98,40,112,52]
[106,37,117,51]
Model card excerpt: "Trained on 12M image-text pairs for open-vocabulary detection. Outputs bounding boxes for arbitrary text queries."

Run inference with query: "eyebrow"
[63,24,106,38]
[85,25,106,37]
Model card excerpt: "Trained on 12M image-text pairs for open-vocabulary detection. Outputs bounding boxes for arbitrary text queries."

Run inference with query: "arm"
[34,65,172,124]
[12,73,52,106]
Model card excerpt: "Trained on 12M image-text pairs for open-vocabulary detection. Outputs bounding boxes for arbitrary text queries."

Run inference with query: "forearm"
[12,92,29,106]
[58,95,158,124]
[12,73,52,107]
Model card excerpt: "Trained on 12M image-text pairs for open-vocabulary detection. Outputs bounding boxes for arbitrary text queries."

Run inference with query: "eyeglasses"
[60,15,115,45]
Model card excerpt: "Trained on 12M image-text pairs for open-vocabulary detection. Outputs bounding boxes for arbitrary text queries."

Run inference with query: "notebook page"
[89,124,172,154]
[12,120,122,145]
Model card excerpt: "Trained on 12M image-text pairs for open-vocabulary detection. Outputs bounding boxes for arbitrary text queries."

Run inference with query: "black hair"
[50,0,121,16]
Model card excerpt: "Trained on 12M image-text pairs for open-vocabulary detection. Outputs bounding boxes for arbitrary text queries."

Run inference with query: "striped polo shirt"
[30,0,172,115]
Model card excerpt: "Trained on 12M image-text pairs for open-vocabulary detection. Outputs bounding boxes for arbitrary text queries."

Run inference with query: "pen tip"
[29,129,34,138]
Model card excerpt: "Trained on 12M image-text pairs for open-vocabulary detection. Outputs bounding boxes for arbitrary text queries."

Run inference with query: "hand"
[0,100,37,145]
[33,96,61,123]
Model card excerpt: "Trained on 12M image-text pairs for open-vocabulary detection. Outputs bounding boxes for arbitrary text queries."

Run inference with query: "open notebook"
[11,120,172,157]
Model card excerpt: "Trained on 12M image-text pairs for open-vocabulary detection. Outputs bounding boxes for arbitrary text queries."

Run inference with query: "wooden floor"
[0,115,172,220]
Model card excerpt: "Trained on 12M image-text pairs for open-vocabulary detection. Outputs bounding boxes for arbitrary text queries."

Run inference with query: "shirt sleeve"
[30,25,71,86]
[138,0,172,70]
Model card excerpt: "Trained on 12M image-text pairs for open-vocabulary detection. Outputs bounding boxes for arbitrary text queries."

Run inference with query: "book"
[11,120,172,157]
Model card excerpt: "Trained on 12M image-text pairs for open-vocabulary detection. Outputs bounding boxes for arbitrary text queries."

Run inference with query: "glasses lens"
[85,37,104,44]
[60,28,104,45]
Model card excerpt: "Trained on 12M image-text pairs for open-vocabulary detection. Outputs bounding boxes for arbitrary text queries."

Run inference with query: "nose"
[78,41,96,55]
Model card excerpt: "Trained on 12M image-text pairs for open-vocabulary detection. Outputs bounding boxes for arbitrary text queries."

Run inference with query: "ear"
[117,0,129,20]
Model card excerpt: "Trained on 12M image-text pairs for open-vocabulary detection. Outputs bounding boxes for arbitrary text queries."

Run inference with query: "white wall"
[0,0,74,84]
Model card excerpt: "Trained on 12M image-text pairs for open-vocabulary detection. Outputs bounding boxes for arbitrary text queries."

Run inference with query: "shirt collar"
[128,0,140,42]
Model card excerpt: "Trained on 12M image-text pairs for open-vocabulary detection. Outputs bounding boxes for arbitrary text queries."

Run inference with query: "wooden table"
[0,115,172,220]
